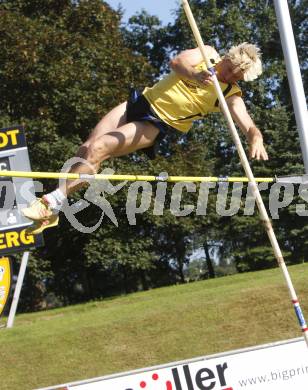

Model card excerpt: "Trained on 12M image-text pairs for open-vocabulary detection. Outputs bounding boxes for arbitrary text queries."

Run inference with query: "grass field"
[1,263,308,389]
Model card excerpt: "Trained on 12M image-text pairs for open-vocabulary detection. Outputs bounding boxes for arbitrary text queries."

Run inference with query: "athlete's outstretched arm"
[226,94,268,161]
[169,46,218,85]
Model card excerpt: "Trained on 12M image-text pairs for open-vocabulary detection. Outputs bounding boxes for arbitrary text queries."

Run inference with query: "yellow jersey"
[143,61,242,132]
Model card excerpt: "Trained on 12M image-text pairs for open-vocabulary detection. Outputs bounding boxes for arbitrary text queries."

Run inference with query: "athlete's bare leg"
[60,101,159,196]
[21,101,159,231]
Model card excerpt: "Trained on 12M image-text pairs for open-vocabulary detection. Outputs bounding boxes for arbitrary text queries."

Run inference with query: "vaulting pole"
[181,0,308,345]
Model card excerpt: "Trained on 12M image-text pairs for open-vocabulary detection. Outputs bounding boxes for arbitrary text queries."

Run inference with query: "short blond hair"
[225,42,262,81]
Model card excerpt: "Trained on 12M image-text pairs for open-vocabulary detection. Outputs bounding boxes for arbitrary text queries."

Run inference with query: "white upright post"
[7,251,30,328]
[273,0,308,172]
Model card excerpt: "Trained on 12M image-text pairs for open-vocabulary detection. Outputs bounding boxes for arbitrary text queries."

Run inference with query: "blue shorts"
[126,89,174,159]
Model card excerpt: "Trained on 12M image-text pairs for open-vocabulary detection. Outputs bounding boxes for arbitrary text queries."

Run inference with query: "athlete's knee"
[71,142,98,173]
[87,136,112,164]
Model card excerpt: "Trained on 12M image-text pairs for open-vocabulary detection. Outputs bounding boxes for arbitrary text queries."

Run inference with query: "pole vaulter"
[181,0,308,346]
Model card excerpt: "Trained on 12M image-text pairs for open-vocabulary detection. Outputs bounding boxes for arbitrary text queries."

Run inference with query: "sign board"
[0,257,12,317]
[0,126,44,254]
[0,226,43,255]
[40,338,308,390]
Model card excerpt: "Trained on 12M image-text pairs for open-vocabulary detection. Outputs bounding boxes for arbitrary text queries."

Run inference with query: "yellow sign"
[0,257,12,317]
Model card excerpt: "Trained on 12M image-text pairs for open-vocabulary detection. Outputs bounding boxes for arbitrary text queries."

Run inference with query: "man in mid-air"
[22,42,268,233]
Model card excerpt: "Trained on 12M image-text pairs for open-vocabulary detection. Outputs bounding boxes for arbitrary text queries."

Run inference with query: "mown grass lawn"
[1,263,307,389]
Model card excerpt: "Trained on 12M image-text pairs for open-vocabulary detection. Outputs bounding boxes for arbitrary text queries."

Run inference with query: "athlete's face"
[216,59,244,84]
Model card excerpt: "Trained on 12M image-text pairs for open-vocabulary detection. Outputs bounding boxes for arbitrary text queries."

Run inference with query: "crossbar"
[0,170,276,182]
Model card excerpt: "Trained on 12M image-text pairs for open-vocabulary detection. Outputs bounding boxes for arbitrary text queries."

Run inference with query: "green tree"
[123,10,172,78]
[0,0,156,310]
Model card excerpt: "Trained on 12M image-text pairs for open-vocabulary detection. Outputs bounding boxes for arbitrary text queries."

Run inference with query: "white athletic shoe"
[22,197,59,234]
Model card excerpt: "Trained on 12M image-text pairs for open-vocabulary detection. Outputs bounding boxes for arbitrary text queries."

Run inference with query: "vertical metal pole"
[7,251,30,328]
[181,0,308,346]
[273,0,308,172]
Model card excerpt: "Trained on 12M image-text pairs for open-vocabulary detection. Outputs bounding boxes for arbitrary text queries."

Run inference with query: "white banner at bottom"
[64,338,308,390]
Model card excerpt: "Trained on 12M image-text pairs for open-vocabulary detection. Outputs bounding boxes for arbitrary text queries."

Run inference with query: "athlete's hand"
[248,134,268,161]
[193,69,214,86]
